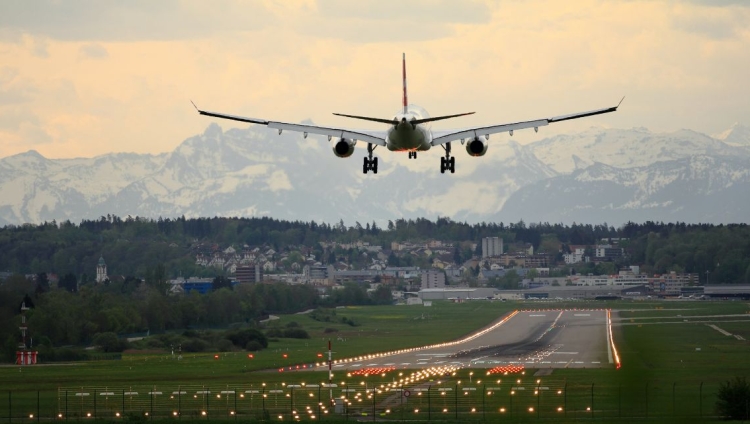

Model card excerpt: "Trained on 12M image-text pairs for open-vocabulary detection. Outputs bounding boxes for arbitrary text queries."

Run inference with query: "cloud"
[670,4,750,39]
[31,37,49,58]
[79,43,109,59]
[0,0,276,42]
[0,67,36,105]
[0,0,489,44]
[0,0,748,160]
[682,0,750,6]
[319,0,490,23]
[18,120,53,145]
[293,0,491,43]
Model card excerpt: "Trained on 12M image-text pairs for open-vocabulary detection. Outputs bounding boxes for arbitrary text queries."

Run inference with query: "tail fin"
[402,53,408,114]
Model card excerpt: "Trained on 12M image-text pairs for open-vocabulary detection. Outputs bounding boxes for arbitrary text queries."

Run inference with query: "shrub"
[92,332,129,353]
[245,341,263,352]
[226,328,268,349]
[182,338,209,353]
[217,339,234,352]
[283,328,310,339]
[323,328,338,334]
[716,376,750,420]
[286,321,300,328]
[310,308,336,322]
[265,328,284,338]
[144,338,166,349]
[182,329,199,338]
[341,317,359,327]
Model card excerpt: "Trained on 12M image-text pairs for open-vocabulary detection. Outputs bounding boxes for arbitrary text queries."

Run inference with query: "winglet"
[617,96,625,109]
[190,100,199,112]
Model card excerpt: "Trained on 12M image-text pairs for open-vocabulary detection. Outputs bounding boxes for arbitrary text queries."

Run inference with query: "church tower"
[96,255,108,283]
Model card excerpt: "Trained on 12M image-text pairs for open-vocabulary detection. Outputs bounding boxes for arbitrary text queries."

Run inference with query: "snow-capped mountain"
[528,126,747,174]
[498,155,750,224]
[714,123,750,149]
[0,122,748,226]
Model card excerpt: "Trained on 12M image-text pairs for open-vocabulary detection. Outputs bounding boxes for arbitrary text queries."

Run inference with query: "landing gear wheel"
[363,143,379,174]
[440,142,454,174]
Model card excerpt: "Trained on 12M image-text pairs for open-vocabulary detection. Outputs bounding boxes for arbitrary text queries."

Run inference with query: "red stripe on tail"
[402,53,408,114]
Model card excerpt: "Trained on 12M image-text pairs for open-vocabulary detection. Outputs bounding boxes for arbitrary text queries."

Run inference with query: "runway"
[317,310,611,372]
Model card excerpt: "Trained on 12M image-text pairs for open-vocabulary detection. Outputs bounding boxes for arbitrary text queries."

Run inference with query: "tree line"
[1,216,749,283]
[0,266,394,362]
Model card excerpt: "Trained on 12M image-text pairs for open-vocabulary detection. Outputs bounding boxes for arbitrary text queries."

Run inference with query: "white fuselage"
[385,105,433,152]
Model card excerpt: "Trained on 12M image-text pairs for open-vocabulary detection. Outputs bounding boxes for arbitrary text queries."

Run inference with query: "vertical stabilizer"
[402,53,408,114]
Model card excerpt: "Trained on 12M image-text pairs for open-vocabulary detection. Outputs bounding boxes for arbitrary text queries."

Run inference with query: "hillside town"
[144,236,742,302]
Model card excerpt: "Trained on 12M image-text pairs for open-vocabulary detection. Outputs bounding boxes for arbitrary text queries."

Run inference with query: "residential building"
[595,244,624,261]
[649,272,698,296]
[564,247,589,264]
[303,265,335,283]
[421,270,446,289]
[482,237,503,258]
[498,253,549,268]
[235,264,263,284]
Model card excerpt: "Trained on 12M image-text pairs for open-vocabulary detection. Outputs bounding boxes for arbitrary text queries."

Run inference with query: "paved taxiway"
[318,310,610,372]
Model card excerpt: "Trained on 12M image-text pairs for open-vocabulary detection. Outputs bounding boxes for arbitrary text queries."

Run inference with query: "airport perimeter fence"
[0,381,735,422]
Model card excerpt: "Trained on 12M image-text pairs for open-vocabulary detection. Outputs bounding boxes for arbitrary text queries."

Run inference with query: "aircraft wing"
[430,98,623,146]
[193,103,387,146]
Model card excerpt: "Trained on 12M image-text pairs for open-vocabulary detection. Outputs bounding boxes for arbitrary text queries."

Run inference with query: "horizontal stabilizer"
[333,111,475,126]
[332,113,397,125]
[412,112,474,125]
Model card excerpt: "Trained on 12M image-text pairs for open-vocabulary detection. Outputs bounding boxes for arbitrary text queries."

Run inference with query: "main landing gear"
[440,142,455,174]
[363,143,378,174]
[408,151,418,159]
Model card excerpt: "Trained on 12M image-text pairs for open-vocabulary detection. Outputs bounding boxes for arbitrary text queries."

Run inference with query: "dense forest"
[0,273,391,362]
[0,216,748,283]
[2,216,750,361]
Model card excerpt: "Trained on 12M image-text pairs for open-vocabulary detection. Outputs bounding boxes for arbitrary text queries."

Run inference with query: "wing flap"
[268,122,386,146]
[432,119,548,146]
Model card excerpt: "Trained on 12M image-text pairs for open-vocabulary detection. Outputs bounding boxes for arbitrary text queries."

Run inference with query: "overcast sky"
[1,0,748,159]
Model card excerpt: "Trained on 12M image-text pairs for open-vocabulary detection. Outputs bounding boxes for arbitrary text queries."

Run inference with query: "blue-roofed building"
[171,277,239,294]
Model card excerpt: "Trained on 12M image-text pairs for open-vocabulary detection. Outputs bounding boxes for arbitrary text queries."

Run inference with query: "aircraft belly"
[386,126,431,151]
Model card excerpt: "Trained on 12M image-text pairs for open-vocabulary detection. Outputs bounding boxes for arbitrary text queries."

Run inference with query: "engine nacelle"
[465,137,488,157]
[332,138,356,158]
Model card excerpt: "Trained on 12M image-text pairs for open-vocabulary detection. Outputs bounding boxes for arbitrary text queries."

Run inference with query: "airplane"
[193,54,623,175]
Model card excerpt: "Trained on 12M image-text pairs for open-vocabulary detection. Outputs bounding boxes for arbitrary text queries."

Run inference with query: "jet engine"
[465,137,488,157]
[332,138,356,158]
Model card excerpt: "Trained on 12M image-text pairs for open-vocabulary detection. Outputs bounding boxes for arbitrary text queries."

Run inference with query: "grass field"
[1,299,749,422]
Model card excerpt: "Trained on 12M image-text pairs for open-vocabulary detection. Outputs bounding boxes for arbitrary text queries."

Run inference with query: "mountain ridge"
[1,123,748,226]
